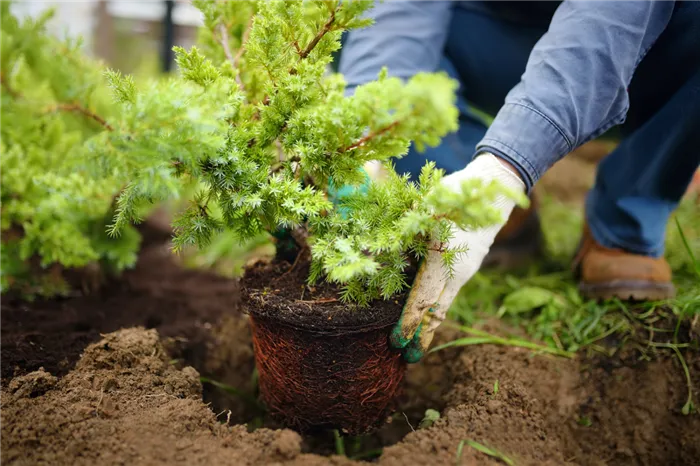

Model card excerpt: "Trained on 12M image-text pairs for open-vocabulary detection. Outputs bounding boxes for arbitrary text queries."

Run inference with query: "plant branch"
[47,103,113,131]
[270,155,300,174]
[217,23,245,92]
[0,73,20,99]
[234,17,254,65]
[340,120,400,153]
[298,6,338,59]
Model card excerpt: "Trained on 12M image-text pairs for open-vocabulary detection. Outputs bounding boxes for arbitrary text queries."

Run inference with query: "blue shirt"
[338,1,676,191]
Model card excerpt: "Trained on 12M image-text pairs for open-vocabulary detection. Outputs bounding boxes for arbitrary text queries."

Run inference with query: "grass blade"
[456,439,515,466]
[200,376,265,412]
[333,429,346,456]
[432,324,574,359]
[431,337,495,350]
[675,216,700,279]
[455,439,466,465]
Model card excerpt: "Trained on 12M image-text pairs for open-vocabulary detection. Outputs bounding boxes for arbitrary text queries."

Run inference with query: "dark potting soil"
[2,228,699,465]
[241,258,406,332]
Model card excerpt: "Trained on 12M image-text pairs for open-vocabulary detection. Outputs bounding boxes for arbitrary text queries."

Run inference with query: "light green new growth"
[0,5,141,296]
[99,0,526,304]
[1,4,234,296]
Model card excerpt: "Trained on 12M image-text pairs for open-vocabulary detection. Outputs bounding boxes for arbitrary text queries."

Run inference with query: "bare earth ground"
[2,325,699,466]
[3,146,699,465]
[2,221,699,466]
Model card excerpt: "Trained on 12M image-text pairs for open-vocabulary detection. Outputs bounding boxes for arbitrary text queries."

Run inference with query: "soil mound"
[1,221,240,381]
[0,328,338,466]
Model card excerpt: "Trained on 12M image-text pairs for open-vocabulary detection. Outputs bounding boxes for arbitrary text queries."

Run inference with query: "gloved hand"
[390,153,527,363]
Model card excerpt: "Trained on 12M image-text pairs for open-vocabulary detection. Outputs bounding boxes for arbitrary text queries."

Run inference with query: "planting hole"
[193,327,454,461]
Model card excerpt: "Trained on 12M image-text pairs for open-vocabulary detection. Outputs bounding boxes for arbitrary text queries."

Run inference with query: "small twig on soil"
[284,246,306,274]
[295,297,339,304]
[271,245,308,285]
[95,388,105,417]
[402,412,415,432]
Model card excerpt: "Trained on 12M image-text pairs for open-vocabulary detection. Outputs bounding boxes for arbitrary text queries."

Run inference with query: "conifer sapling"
[103,0,528,306]
[1,5,140,296]
[0,4,233,296]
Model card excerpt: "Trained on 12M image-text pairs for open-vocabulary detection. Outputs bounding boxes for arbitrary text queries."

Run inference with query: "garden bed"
[2,229,699,466]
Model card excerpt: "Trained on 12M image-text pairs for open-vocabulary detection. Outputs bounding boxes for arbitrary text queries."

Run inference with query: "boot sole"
[579,280,676,301]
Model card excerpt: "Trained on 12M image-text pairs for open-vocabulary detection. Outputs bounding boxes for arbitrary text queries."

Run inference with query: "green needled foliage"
[0,0,521,304]
[101,0,525,305]
[1,4,229,297]
[0,5,142,296]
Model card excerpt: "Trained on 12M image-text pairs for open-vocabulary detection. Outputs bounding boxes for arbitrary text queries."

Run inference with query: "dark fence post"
[162,0,175,72]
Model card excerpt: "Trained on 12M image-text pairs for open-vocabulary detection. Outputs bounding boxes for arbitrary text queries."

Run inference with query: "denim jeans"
[383,2,700,258]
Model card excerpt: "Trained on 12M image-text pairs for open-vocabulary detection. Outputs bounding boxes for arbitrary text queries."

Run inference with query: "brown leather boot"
[573,225,675,301]
[482,194,545,270]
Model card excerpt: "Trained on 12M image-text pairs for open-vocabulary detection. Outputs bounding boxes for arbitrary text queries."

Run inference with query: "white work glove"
[389,153,527,362]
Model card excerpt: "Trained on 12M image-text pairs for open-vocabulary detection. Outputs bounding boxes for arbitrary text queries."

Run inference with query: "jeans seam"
[574,106,629,150]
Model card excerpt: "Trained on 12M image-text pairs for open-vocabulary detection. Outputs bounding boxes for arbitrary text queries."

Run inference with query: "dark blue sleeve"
[338,1,453,93]
[477,1,675,191]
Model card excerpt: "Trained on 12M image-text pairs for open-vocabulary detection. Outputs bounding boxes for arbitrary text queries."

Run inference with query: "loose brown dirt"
[2,225,699,466]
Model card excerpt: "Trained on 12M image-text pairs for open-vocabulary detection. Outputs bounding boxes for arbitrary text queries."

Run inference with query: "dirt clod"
[6,369,57,400]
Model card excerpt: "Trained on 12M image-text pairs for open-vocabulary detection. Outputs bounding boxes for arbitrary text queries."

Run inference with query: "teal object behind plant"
[327,168,372,218]
[272,168,371,259]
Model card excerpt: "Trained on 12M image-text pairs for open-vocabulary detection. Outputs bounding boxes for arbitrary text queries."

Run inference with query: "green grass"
[431,323,574,358]
[447,194,698,414]
[448,195,699,355]
[456,439,515,466]
[199,376,266,413]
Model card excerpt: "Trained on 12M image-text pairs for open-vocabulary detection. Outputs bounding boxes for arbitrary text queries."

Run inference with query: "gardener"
[338,1,700,362]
